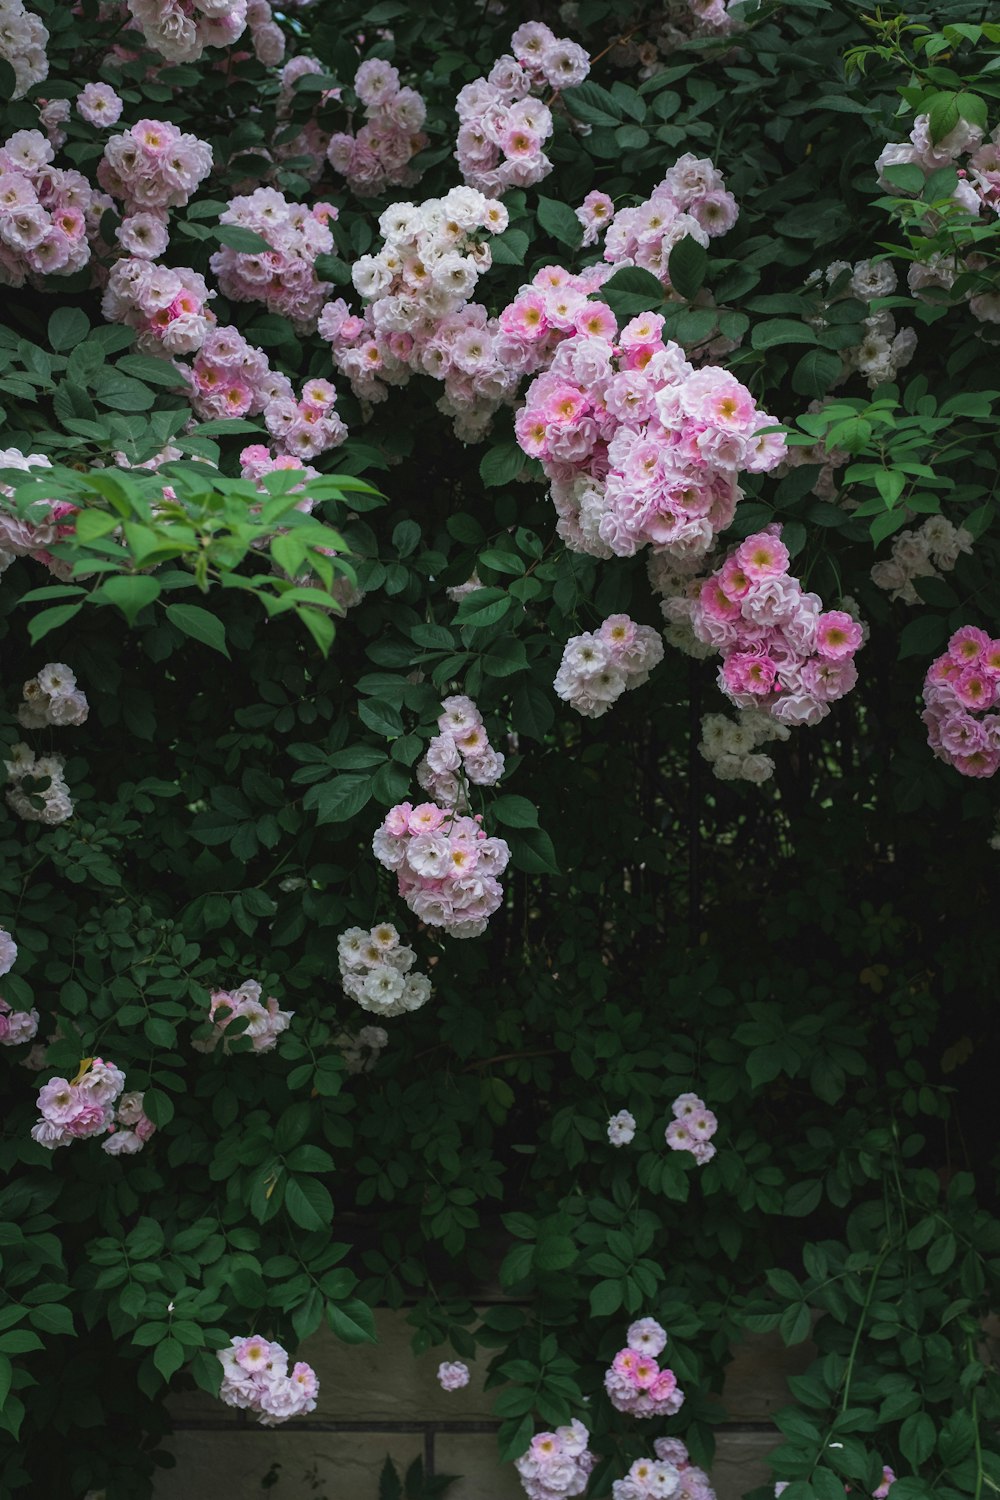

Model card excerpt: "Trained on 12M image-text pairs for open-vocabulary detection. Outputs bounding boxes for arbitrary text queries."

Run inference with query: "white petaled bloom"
[607,1109,636,1146]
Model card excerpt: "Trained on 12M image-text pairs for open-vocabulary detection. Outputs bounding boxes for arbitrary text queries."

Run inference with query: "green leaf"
[480,443,527,488]
[590,1279,623,1316]
[97,575,161,625]
[491,794,539,829]
[751,319,818,350]
[0,1355,12,1411]
[326,1298,376,1344]
[883,162,926,195]
[213,224,271,252]
[27,603,83,645]
[358,697,405,738]
[454,588,513,627]
[534,1236,577,1271]
[27,1304,74,1338]
[899,615,947,660]
[153,1337,185,1382]
[668,235,708,300]
[900,1411,935,1466]
[0,1330,43,1355]
[599,266,666,319]
[284,1175,332,1231]
[48,308,90,352]
[792,348,842,398]
[536,197,581,248]
[305,775,373,824]
[164,603,230,657]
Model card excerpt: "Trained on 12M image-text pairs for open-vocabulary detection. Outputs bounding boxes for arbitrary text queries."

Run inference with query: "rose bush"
[0,2,998,1498]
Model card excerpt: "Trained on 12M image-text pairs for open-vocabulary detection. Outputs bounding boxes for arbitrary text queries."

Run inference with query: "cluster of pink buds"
[553,615,664,718]
[0,129,108,285]
[327,58,428,197]
[193,979,293,1054]
[604,1318,684,1419]
[665,1092,717,1166]
[210,188,338,333]
[98,118,212,215]
[102,257,216,356]
[416,695,505,807]
[514,1418,596,1499]
[603,154,738,284]
[671,526,864,730]
[372,803,510,940]
[217,1335,319,1425]
[455,23,589,197]
[922,626,1000,778]
[31,1058,126,1150]
[102,1090,156,1156]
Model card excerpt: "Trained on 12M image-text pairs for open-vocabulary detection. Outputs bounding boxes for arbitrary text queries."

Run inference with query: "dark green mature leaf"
[165,604,229,657]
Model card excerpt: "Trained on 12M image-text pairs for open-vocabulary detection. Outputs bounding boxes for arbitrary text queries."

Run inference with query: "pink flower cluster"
[99,118,212,216]
[665,527,863,730]
[604,1318,684,1419]
[373,802,511,940]
[194,979,293,1053]
[327,58,428,197]
[0,927,16,976]
[554,614,664,718]
[218,1335,319,1425]
[514,1419,596,1500]
[437,1360,470,1390]
[188,326,346,457]
[5,741,74,825]
[336,921,432,1018]
[665,1092,717,1166]
[455,24,589,197]
[31,1058,126,1150]
[77,83,124,129]
[0,129,107,284]
[125,0,249,64]
[101,1090,156,1156]
[651,1438,716,1500]
[922,626,1000,778]
[0,996,37,1046]
[603,155,738,284]
[18,662,89,728]
[576,190,615,248]
[416,695,505,807]
[515,307,784,563]
[103,256,216,356]
[210,188,337,332]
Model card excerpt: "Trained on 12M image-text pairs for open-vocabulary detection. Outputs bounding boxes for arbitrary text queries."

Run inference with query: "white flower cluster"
[5,741,73,825]
[337,922,432,1018]
[808,259,917,388]
[698,708,790,783]
[416,694,505,808]
[18,662,89,728]
[0,0,48,99]
[554,615,664,719]
[870,515,973,604]
[348,186,507,325]
[646,553,717,659]
[125,0,249,64]
[334,1024,388,1073]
